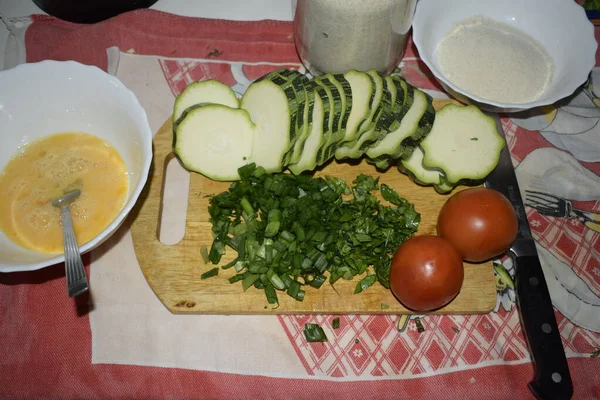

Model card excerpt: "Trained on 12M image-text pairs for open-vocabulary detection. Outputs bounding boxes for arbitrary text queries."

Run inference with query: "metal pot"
[32,0,159,23]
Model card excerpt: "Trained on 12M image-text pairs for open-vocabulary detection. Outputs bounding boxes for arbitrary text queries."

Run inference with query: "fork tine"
[529,206,560,214]
[524,192,559,208]
[524,190,559,200]
[523,190,566,217]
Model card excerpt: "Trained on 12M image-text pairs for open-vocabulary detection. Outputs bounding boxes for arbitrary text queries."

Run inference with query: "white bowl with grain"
[0,60,153,273]
[412,0,597,113]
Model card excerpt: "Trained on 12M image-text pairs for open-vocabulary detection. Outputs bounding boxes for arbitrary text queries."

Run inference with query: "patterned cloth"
[0,9,599,399]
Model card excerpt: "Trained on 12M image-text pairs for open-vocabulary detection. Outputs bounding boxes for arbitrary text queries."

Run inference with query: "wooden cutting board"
[130,99,497,315]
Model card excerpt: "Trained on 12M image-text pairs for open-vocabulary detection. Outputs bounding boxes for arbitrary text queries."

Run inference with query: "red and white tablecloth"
[1,9,599,399]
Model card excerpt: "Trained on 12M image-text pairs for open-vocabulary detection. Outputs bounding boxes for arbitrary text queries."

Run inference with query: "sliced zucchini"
[386,76,414,132]
[328,73,352,136]
[377,76,408,133]
[314,74,349,163]
[334,70,387,160]
[354,69,385,140]
[365,87,432,165]
[278,72,310,165]
[240,78,298,173]
[286,74,315,165]
[313,80,336,165]
[287,82,326,175]
[398,146,454,193]
[174,104,254,181]
[339,70,373,144]
[172,79,239,126]
[419,103,505,184]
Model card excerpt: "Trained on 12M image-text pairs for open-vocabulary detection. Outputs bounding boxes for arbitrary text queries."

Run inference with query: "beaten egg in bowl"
[0,132,129,254]
[0,60,153,272]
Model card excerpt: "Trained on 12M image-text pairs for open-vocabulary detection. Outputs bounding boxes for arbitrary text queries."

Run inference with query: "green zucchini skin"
[174,68,502,194]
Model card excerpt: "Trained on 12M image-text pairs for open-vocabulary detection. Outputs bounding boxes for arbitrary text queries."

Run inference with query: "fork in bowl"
[52,190,89,297]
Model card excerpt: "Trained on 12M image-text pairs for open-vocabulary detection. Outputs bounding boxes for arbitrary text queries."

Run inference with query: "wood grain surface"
[130,99,497,315]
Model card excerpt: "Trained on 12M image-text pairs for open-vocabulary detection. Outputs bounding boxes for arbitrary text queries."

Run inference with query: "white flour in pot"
[294,0,415,75]
[436,16,555,104]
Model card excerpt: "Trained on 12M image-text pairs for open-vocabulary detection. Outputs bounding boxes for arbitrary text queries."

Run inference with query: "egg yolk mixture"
[0,132,128,254]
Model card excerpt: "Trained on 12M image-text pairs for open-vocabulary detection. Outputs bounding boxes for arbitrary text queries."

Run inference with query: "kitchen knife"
[484,117,573,400]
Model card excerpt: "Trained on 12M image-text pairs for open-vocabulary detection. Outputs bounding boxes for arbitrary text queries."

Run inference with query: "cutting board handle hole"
[157,153,190,245]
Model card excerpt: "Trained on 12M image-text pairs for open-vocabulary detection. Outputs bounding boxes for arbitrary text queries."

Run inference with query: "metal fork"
[524,190,600,233]
[52,190,89,297]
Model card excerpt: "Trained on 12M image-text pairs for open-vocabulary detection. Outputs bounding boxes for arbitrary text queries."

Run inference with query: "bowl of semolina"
[412,0,597,113]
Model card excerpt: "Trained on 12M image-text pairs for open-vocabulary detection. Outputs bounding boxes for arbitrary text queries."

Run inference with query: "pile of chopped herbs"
[206,163,420,304]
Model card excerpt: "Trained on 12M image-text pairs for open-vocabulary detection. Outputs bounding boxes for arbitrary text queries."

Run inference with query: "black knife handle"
[514,254,573,400]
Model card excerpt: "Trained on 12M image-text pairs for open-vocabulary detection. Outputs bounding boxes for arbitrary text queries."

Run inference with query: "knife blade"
[484,117,573,400]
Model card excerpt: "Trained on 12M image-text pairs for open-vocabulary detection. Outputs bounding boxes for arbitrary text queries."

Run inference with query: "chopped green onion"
[221,258,238,270]
[332,318,340,329]
[232,223,248,236]
[234,260,246,272]
[200,268,219,279]
[264,220,281,237]
[314,254,328,273]
[268,271,285,290]
[200,246,210,263]
[354,274,377,294]
[265,285,278,304]
[268,208,281,222]
[242,274,260,291]
[303,323,328,342]
[280,230,295,242]
[355,233,372,242]
[208,240,225,264]
[309,274,326,289]
[206,165,420,302]
[248,263,268,274]
[287,280,301,299]
[240,197,254,215]
[415,317,425,333]
[229,273,247,284]
[300,257,313,270]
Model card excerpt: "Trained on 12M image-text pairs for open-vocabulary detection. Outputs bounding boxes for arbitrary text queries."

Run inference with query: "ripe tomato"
[389,235,464,312]
[437,187,518,263]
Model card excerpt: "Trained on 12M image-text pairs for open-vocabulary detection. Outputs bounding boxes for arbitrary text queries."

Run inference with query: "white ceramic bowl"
[412,0,598,113]
[0,60,153,272]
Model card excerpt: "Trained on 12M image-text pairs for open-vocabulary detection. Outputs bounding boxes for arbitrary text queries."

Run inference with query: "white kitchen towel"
[0,14,31,70]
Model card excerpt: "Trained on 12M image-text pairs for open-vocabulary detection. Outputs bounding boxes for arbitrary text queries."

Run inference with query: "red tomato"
[390,235,464,312]
[437,187,518,263]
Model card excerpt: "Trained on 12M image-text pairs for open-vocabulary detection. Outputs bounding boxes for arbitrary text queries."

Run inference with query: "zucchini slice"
[174,104,255,181]
[365,87,432,166]
[285,74,315,165]
[328,73,352,137]
[386,76,414,132]
[287,82,326,175]
[260,68,313,166]
[314,74,349,163]
[313,80,336,165]
[240,78,298,173]
[377,76,408,133]
[334,70,387,160]
[172,79,239,126]
[339,70,373,144]
[354,69,385,141]
[398,146,454,194]
[419,103,505,184]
